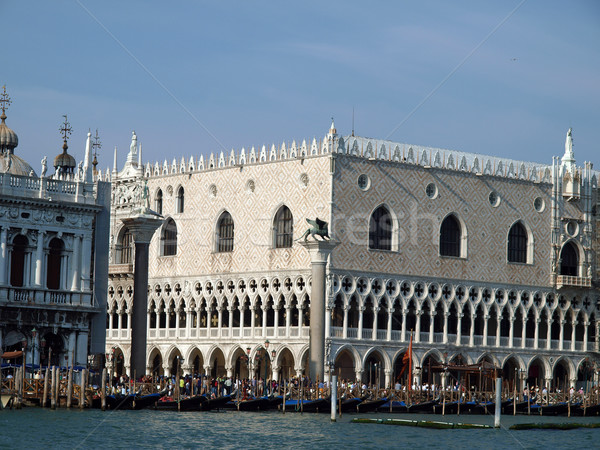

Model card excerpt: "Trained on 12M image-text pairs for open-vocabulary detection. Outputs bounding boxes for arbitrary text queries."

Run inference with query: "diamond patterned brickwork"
[141,156,332,278]
[331,155,554,287]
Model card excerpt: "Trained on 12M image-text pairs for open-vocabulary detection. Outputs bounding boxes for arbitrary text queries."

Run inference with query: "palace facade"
[106,122,599,390]
[0,90,110,369]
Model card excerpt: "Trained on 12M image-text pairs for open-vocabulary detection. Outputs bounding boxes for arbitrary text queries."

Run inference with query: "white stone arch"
[419,348,444,367]
[204,344,225,369]
[439,212,468,258]
[361,346,391,371]
[333,343,361,371]
[506,219,535,264]
[526,355,551,378]
[552,355,576,381]
[447,351,473,365]
[146,345,163,369]
[476,352,500,368]
[367,202,399,251]
[271,344,294,368]
[296,343,310,371]
[500,353,526,371]
[225,344,248,369]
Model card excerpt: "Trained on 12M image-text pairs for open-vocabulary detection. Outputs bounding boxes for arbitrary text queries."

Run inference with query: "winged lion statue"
[296,217,330,242]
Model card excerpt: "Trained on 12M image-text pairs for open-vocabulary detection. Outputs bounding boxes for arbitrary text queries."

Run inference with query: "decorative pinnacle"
[0,85,12,120]
[92,128,102,155]
[59,114,72,149]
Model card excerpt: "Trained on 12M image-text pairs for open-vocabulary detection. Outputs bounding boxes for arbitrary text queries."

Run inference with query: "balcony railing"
[556,275,591,288]
[108,263,134,275]
[1,287,92,307]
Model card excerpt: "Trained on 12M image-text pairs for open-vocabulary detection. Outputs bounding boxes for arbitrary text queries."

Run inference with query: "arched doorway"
[527,358,545,389]
[334,348,356,382]
[209,347,226,378]
[40,332,64,367]
[421,353,441,387]
[232,346,250,380]
[188,348,203,375]
[113,347,125,378]
[148,349,163,377]
[502,357,521,393]
[392,350,411,388]
[363,350,384,388]
[169,348,183,377]
[277,347,294,382]
[577,359,594,391]
[552,360,570,392]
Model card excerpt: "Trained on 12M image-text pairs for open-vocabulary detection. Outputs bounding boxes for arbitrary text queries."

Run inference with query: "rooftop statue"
[297,218,330,242]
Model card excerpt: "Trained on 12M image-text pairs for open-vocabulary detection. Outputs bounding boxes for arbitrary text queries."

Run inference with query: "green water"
[2,409,600,449]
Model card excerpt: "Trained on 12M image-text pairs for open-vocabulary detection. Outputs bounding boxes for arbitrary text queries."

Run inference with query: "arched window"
[161,219,177,256]
[216,211,234,252]
[439,215,461,257]
[274,205,293,248]
[118,228,133,264]
[369,205,392,250]
[559,242,578,276]
[46,238,64,290]
[507,222,527,263]
[155,189,163,215]
[10,235,28,287]
[177,186,184,214]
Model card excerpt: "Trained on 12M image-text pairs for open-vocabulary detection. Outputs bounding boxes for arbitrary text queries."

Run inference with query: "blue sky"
[3,1,599,173]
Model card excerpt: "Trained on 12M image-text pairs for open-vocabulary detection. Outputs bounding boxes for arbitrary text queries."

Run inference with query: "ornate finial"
[92,128,102,155]
[59,114,73,147]
[0,85,12,120]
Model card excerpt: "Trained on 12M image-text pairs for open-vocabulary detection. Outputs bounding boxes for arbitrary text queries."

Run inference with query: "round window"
[425,183,438,199]
[357,174,370,191]
[534,197,545,212]
[488,191,500,207]
[566,221,578,237]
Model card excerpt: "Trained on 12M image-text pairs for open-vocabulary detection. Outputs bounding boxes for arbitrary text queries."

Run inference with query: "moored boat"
[357,398,388,413]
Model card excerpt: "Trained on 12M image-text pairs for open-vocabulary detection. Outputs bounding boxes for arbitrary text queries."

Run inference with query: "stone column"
[456,313,463,345]
[534,318,540,349]
[121,212,162,378]
[299,239,338,383]
[508,317,514,348]
[342,305,349,339]
[401,312,406,342]
[469,314,475,346]
[442,311,449,344]
[387,308,393,341]
[571,320,577,351]
[70,234,81,291]
[34,230,45,287]
[0,226,7,285]
[372,307,379,340]
[80,234,92,291]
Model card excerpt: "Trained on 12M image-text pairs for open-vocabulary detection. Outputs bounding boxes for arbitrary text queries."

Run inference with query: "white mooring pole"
[331,375,338,422]
[494,377,502,428]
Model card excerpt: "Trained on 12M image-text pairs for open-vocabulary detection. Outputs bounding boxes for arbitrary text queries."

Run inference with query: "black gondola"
[357,398,388,413]
[200,395,232,411]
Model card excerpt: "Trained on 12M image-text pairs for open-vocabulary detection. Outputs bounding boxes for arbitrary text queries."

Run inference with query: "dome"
[0,152,36,177]
[54,143,76,170]
[0,112,18,152]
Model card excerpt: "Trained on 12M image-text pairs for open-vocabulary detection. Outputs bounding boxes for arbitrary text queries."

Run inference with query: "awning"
[1,351,24,359]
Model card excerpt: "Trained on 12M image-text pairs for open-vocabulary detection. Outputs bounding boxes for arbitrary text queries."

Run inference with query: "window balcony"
[556,275,591,288]
[108,263,134,275]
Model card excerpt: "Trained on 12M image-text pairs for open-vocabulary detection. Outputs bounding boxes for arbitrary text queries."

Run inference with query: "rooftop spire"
[0,85,12,122]
[59,114,72,151]
[328,117,337,136]
[92,128,101,177]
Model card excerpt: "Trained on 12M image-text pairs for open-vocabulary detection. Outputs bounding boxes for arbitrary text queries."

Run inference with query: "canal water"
[1,409,599,449]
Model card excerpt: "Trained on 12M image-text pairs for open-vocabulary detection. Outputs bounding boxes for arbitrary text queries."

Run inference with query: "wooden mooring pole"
[42,367,49,408]
[494,377,502,428]
[80,369,86,410]
[101,368,107,411]
[50,367,57,410]
[66,368,73,408]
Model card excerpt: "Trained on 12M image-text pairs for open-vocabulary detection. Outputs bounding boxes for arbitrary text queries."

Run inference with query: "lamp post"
[263,340,270,396]
[40,337,46,369]
[245,347,251,397]
[31,328,37,376]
